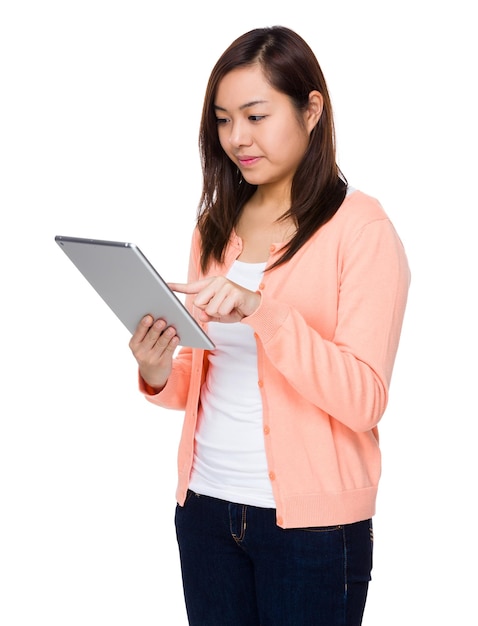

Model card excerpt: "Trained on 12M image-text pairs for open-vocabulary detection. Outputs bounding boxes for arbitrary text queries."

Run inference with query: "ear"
[305,90,323,133]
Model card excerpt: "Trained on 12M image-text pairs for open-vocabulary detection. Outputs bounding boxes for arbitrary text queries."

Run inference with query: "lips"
[237,155,261,166]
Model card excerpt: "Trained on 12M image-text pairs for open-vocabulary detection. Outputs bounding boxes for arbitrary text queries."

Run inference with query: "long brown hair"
[197,26,347,272]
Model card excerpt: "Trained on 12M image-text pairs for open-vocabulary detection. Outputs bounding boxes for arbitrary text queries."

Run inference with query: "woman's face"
[214,64,320,191]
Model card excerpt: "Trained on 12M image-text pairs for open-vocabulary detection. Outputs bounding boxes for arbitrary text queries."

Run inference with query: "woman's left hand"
[169,277,261,323]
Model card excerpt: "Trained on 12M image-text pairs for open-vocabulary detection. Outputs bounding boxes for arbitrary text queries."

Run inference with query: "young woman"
[129,26,410,625]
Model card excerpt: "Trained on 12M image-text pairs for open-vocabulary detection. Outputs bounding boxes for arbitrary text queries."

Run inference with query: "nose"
[227,120,252,148]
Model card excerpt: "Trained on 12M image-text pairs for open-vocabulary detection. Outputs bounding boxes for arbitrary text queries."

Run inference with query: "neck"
[247,185,291,220]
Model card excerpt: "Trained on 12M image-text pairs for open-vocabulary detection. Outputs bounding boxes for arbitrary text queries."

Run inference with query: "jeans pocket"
[298,524,343,533]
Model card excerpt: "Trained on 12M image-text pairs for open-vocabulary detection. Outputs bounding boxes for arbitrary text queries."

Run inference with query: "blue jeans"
[175,490,373,626]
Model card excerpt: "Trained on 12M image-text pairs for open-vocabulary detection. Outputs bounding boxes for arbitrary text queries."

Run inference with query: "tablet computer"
[55,235,215,350]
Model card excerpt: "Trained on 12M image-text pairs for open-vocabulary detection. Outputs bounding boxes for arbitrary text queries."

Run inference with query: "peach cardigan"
[140,190,410,528]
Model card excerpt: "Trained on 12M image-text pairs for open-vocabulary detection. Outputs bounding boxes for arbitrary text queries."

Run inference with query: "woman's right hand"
[129,315,180,392]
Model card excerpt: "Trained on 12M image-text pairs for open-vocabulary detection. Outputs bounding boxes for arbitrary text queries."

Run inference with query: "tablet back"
[55,235,214,349]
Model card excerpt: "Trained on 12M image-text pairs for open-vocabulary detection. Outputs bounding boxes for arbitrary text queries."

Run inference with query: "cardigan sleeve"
[243,216,410,433]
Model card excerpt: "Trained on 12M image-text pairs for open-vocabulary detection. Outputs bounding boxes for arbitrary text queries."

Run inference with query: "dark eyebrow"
[214,99,268,112]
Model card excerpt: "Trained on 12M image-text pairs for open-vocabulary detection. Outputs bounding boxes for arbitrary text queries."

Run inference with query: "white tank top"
[188,259,275,507]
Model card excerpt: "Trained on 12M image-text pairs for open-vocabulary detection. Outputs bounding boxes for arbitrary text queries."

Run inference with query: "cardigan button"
[263,425,270,435]
[277,516,283,526]
[268,471,276,481]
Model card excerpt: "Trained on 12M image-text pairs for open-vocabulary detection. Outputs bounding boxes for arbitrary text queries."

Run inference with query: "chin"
[241,172,270,186]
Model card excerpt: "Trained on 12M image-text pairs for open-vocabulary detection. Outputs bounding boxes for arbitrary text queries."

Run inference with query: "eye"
[216,117,229,125]
[249,115,266,122]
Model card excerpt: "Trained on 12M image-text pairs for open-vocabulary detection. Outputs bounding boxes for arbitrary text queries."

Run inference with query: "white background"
[1,1,476,624]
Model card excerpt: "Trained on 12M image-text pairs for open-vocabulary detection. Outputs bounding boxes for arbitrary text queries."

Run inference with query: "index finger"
[168,279,211,295]
[129,314,154,347]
